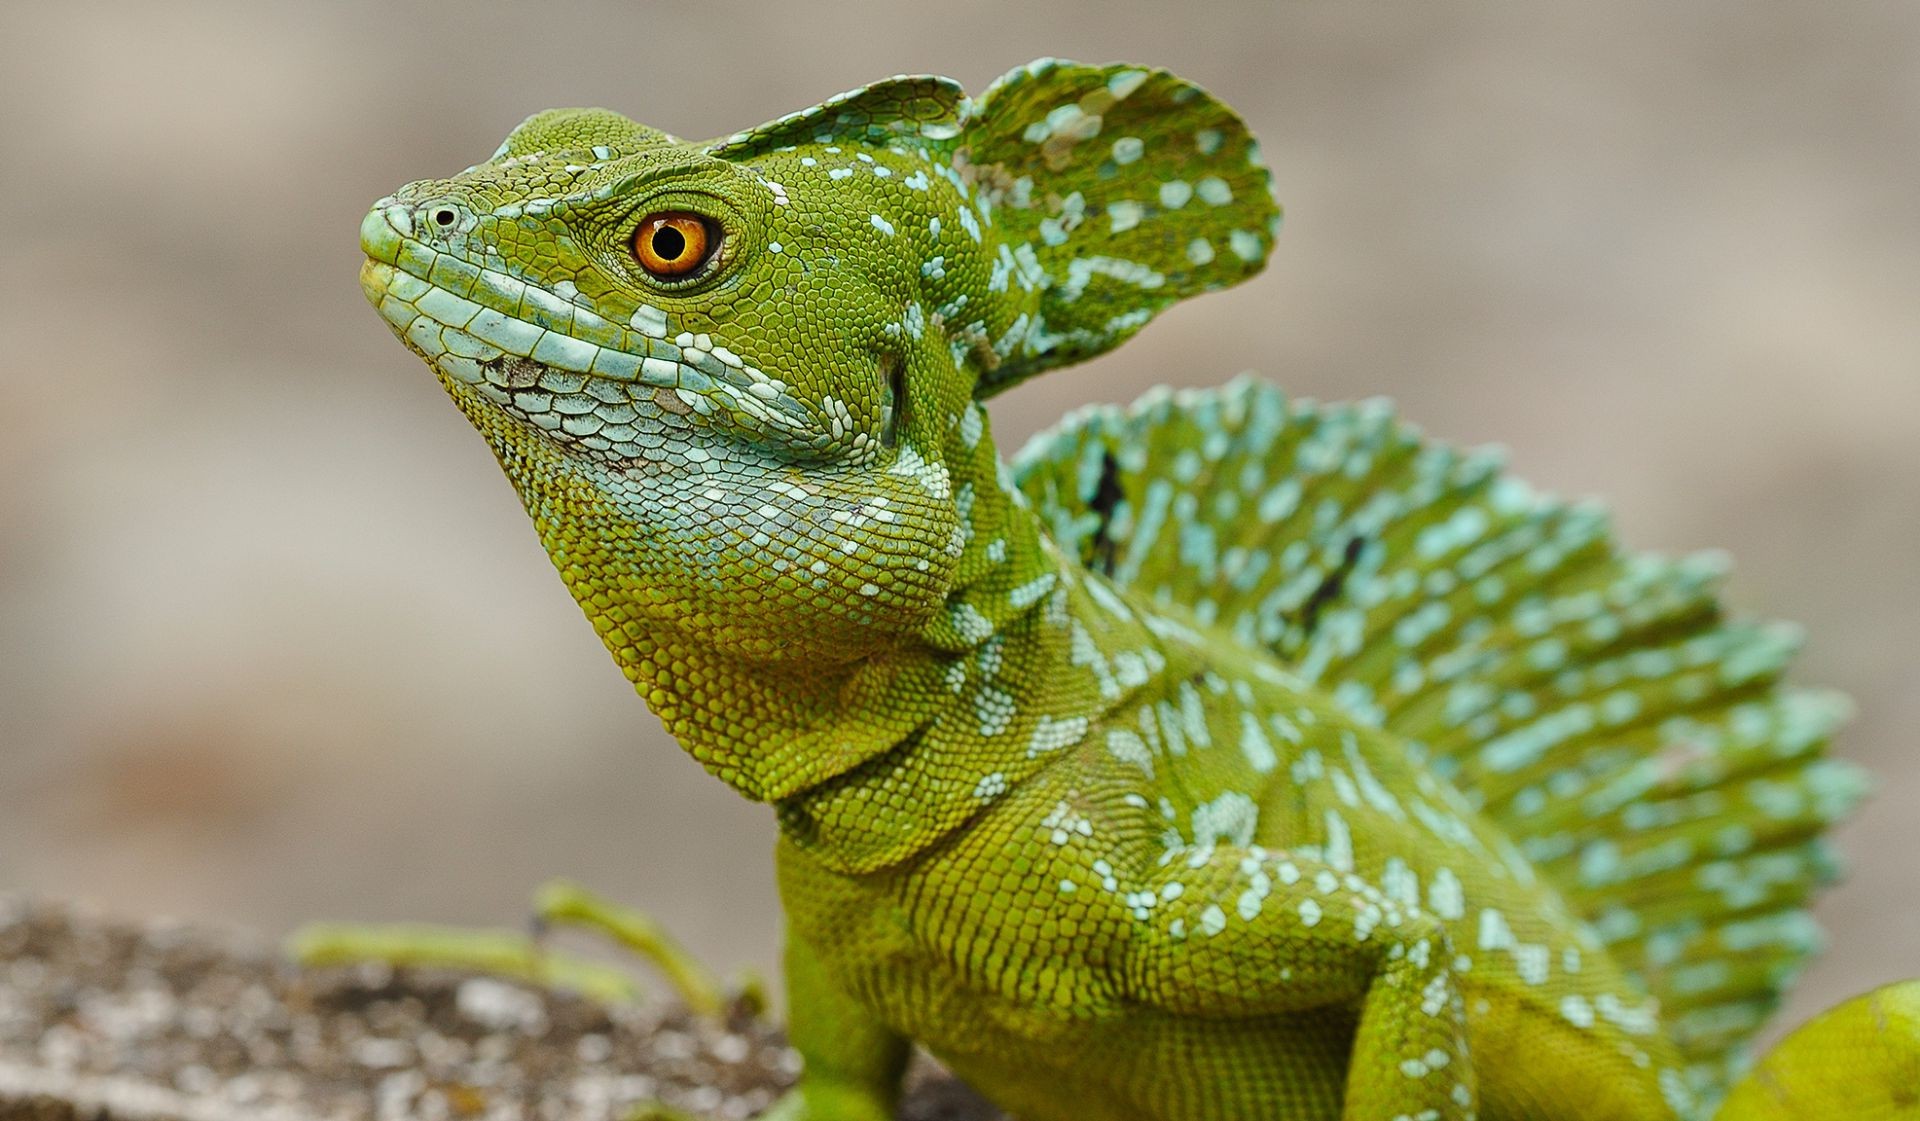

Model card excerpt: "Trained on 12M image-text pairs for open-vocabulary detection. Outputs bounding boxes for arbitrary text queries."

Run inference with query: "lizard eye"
[632,212,714,278]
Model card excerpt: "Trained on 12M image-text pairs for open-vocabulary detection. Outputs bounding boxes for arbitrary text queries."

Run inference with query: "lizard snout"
[359,202,410,264]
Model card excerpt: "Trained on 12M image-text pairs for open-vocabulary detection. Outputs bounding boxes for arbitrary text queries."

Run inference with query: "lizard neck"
[495,388,1172,868]
[775,415,1180,874]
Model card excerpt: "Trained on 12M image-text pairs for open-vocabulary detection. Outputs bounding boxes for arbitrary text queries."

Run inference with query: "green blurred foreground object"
[329,56,1915,1120]
[289,879,748,1017]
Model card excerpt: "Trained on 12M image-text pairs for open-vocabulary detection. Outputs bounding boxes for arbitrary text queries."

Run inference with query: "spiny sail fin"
[1010,377,1866,1101]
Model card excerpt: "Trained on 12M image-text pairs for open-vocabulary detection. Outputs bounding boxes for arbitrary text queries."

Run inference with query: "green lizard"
[352,58,1914,1120]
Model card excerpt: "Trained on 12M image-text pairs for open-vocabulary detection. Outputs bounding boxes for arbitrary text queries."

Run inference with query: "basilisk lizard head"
[360,60,1278,796]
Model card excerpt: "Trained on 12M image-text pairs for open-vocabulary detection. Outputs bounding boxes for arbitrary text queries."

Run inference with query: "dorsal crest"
[953,60,1281,396]
[495,107,676,159]
[705,75,967,158]
[712,61,1282,401]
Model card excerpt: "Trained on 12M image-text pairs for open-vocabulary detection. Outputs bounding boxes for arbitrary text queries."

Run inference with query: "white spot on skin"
[870,214,896,236]
[1381,858,1420,907]
[1041,801,1094,846]
[1028,714,1089,757]
[1297,898,1322,927]
[1661,1070,1696,1115]
[973,685,1015,735]
[1561,994,1596,1029]
[1106,728,1155,775]
[1191,791,1259,849]
[1239,712,1277,773]
[1352,901,1382,941]
[1108,69,1150,99]
[1514,942,1551,986]
[1427,867,1466,920]
[958,404,984,448]
[1009,572,1058,608]
[1196,176,1233,205]
[972,772,1007,800]
[1478,908,1514,952]
[1323,810,1354,872]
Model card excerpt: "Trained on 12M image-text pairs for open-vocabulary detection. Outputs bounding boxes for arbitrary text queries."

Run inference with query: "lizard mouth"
[357,203,817,455]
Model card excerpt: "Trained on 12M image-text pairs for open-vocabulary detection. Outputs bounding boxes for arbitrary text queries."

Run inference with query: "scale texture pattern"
[358,58,1886,1121]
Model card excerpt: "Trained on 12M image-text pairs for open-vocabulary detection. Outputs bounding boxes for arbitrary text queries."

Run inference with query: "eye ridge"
[632,211,715,279]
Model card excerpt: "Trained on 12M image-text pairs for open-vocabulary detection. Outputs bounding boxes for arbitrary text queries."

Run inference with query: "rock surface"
[0,899,998,1121]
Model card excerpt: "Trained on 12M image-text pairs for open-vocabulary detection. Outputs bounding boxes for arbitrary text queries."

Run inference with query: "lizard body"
[358,60,1898,1120]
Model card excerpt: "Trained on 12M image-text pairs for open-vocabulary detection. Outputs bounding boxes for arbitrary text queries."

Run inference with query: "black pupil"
[652,225,687,261]
[433,209,455,226]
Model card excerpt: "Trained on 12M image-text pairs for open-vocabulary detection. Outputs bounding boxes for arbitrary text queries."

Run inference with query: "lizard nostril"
[432,207,458,228]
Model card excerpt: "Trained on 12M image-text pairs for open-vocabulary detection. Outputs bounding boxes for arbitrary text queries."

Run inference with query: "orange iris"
[632,213,711,277]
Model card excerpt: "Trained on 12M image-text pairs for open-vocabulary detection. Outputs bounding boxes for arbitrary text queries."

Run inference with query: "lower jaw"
[433,354,703,464]
[361,258,746,461]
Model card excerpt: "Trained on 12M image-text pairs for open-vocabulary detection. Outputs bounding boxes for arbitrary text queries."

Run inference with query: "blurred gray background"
[1,0,1914,1041]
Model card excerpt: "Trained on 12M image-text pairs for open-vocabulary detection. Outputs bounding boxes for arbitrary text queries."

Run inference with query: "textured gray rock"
[0,900,996,1121]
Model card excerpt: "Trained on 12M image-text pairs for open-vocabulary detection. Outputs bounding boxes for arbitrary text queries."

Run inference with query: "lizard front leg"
[760,927,911,1121]
[1124,847,1476,1121]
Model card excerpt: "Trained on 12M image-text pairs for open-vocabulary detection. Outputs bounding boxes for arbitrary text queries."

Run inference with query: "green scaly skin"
[355,59,1908,1121]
